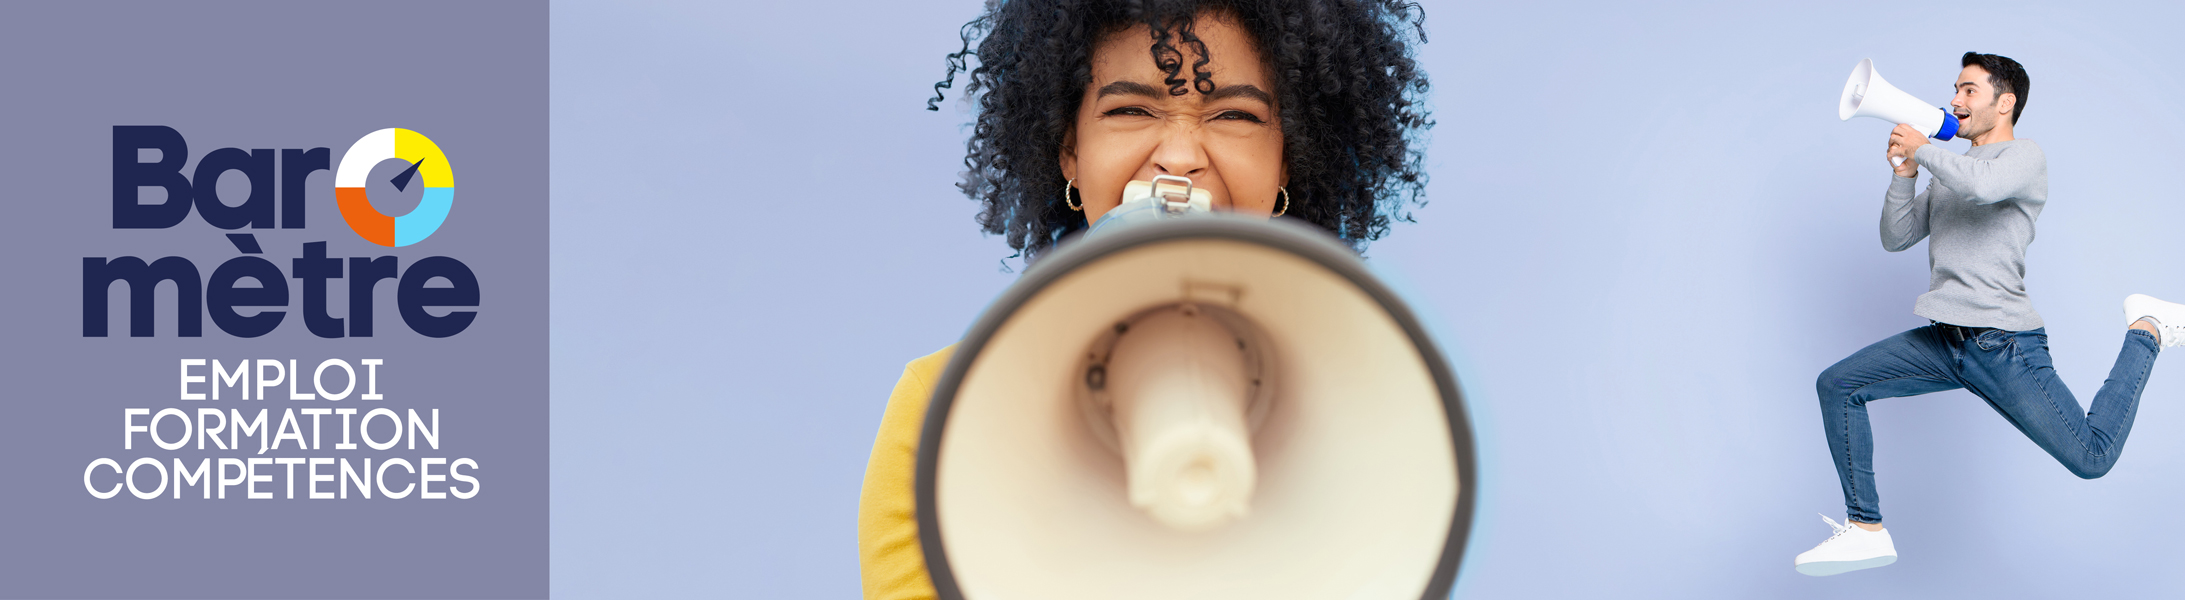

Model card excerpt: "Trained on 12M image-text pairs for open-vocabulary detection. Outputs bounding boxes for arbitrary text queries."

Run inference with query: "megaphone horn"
[915,216,1475,600]
[1839,58,1961,165]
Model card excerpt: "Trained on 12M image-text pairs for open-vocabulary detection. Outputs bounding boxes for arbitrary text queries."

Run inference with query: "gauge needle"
[389,157,426,192]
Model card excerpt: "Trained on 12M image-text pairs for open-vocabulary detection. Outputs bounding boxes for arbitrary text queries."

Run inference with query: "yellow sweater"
[857,345,954,600]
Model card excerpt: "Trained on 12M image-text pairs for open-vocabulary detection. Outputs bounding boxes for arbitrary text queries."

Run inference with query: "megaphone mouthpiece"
[1108,304,1258,532]
[1090,177,1217,235]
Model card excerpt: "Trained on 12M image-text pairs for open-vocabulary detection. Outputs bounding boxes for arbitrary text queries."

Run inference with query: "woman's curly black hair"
[930,0,1432,264]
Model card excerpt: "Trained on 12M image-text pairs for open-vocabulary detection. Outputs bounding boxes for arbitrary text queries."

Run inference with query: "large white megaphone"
[914,187,1475,599]
[1840,58,1961,166]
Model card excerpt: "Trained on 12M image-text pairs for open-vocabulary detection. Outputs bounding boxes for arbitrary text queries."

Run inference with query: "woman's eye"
[1215,110,1265,123]
[1104,107,1152,117]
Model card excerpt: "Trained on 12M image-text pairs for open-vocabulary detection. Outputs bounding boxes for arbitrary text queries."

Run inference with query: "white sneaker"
[1794,514,1897,576]
[2124,294,2185,348]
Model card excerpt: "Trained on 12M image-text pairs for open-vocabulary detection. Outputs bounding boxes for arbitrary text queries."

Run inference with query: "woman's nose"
[1151,129,1209,177]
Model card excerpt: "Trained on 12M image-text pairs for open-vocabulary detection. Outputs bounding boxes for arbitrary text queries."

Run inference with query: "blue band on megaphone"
[1934,111,1960,141]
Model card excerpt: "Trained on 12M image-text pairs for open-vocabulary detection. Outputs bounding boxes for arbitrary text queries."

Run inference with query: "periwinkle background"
[551,1,2185,598]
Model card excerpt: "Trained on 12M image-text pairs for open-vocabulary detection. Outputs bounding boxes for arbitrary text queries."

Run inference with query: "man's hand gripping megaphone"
[1886,123,1931,176]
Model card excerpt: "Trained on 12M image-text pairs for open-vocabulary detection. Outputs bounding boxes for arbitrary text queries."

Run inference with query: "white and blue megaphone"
[1839,58,1960,166]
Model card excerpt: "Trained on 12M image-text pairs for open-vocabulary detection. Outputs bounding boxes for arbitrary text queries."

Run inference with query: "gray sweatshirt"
[1882,139,2049,331]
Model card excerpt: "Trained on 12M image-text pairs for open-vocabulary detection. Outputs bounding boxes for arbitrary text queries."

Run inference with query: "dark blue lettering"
[82,256,202,337]
[111,126,192,229]
[294,241,345,338]
[347,256,398,337]
[205,235,287,337]
[280,148,327,229]
[398,257,479,338]
[192,148,275,230]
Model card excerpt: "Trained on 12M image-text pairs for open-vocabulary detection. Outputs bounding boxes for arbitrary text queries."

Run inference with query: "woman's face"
[1061,15,1285,224]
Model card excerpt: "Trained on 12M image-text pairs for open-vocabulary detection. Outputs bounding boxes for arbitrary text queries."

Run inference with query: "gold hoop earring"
[1064,179,1082,211]
[1273,186,1289,217]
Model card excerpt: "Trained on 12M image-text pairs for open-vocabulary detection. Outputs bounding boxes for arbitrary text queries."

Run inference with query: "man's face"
[1949,65,2013,138]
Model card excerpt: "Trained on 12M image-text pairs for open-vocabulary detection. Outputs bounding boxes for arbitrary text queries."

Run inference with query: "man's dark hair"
[930,0,1432,265]
[1962,52,2029,125]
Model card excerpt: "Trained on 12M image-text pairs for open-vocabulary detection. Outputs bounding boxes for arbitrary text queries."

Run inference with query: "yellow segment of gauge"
[394,128,454,188]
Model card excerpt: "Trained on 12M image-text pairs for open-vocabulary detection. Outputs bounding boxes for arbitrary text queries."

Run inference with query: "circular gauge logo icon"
[334,128,453,247]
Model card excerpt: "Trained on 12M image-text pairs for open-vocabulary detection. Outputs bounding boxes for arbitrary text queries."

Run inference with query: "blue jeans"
[1816,325,2160,523]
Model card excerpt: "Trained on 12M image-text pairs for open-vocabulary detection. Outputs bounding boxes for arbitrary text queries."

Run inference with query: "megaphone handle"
[1891,156,1905,168]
